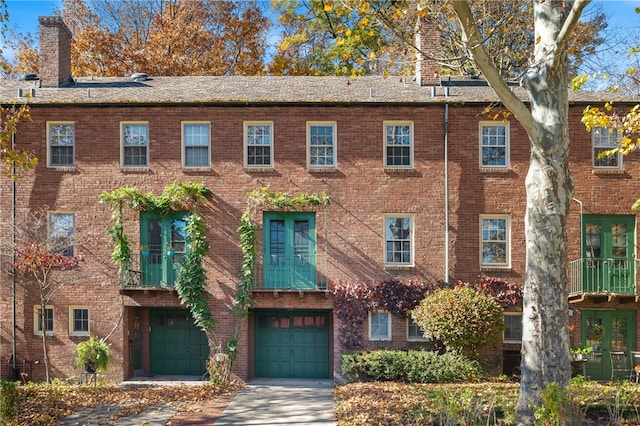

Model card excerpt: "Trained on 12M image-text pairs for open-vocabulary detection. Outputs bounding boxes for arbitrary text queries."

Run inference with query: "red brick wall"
[2,101,639,381]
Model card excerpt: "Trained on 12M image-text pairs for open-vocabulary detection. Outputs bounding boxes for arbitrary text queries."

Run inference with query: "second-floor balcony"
[120,252,180,289]
[253,254,328,291]
[569,257,638,300]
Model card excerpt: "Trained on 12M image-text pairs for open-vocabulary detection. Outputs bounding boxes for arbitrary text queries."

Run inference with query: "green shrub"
[411,286,504,358]
[341,349,483,383]
[0,380,19,423]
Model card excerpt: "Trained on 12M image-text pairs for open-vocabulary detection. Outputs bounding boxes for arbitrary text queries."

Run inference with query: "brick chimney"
[415,17,441,86]
[38,16,73,87]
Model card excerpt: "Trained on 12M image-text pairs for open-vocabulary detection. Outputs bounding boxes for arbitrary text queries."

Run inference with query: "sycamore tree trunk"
[452,1,588,423]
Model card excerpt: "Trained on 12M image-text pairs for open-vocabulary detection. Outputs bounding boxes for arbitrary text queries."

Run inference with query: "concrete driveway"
[213,378,336,425]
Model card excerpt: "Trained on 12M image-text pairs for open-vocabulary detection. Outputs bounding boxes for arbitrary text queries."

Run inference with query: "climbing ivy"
[99,181,216,364]
[235,186,331,316]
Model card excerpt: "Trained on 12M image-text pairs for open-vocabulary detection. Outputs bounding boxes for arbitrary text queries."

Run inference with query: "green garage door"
[255,310,329,378]
[151,309,209,376]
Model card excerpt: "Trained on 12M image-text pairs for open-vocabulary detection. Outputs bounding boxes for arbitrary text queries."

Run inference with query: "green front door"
[582,309,636,380]
[263,213,316,289]
[583,215,635,294]
[150,309,209,375]
[254,310,329,378]
[141,212,188,286]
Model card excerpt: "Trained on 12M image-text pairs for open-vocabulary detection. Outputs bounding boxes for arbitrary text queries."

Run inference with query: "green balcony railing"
[569,257,638,295]
[120,252,179,288]
[253,254,328,290]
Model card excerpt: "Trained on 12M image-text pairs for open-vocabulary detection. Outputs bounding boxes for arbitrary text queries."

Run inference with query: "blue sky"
[2,0,640,63]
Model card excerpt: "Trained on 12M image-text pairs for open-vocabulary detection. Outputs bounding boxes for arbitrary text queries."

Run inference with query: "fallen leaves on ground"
[335,381,519,425]
[11,381,243,426]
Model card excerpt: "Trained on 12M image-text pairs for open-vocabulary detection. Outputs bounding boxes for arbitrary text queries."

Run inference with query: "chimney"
[38,16,73,87]
[415,17,441,86]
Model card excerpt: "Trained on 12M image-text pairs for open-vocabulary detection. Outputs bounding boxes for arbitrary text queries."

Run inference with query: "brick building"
[0,16,638,382]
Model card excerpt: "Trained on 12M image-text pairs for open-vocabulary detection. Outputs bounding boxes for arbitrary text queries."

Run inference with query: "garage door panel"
[151,309,209,376]
[254,310,329,378]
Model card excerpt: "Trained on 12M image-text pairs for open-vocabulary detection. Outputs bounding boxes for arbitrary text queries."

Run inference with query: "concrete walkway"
[214,378,336,425]
[54,378,336,425]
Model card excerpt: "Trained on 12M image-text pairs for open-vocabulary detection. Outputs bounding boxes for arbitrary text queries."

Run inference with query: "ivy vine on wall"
[235,186,332,316]
[98,181,216,347]
[331,276,523,350]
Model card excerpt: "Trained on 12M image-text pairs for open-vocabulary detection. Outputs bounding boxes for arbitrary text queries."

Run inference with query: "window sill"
[384,167,417,174]
[182,167,211,172]
[369,338,392,342]
[385,265,414,270]
[48,166,76,172]
[592,168,625,175]
[481,266,512,272]
[480,167,511,173]
[308,167,338,173]
[121,167,150,173]
[244,166,274,173]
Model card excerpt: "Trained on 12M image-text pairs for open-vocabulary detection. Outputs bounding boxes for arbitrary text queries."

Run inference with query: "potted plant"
[140,245,149,257]
[74,336,113,373]
[570,345,593,361]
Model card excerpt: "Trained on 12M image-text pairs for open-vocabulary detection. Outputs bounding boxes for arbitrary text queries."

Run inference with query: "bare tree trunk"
[40,300,51,383]
[515,2,576,423]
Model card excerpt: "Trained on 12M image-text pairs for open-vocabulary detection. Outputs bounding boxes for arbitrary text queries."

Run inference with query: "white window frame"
[369,310,391,341]
[407,316,428,342]
[307,121,337,169]
[69,306,90,337]
[479,121,510,168]
[503,312,523,343]
[121,121,149,168]
[244,121,274,168]
[592,126,622,170]
[384,214,414,267]
[182,121,211,168]
[47,121,75,168]
[383,121,414,169]
[34,305,54,336]
[49,212,75,257]
[480,214,511,268]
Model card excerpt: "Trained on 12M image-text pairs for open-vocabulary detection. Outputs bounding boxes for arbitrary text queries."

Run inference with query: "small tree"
[412,286,504,359]
[11,208,84,383]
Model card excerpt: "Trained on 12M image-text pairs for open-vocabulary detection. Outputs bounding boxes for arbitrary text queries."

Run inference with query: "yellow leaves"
[536,35,541,44]
[570,74,589,91]
[626,67,638,75]
[323,0,333,12]
[337,38,345,46]
[358,17,369,30]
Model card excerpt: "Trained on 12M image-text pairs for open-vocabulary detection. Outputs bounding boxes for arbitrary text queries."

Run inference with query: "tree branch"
[451,0,534,135]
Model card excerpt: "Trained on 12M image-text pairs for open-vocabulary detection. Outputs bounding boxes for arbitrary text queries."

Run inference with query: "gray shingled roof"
[0,75,637,105]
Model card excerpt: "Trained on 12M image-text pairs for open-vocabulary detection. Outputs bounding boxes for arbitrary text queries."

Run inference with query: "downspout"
[11,132,17,379]
[572,198,583,259]
[444,104,449,285]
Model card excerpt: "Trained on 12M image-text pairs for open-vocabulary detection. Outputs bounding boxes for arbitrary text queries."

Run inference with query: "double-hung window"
[385,215,413,267]
[183,122,210,168]
[49,212,75,256]
[47,122,75,167]
[244,121,273,168]
[407,316,428,342]
[121,122,149,167]
[384,121,413,168]
[503,313,523,343]
[307,122,336,168]
[369,311,391,341]
[34,306,54,335]
[592,126,622,169]
[69,307,89,336]
[480,215,510,268]
[480,122,509,168]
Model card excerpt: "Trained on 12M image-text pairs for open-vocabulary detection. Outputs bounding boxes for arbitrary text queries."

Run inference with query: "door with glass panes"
[583,215,635,294]
[582,309,636,380]
[263,213,316,289]
[141,212,187,286]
